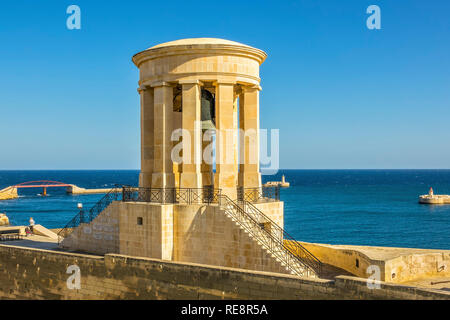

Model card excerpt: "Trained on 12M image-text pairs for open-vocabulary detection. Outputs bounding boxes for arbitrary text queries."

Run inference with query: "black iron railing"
[122,185,221,205]
[57,183,322,277]
[237,186,280,202]
[220,194,322,277]
[58,186,121,243]
[239,200,322,275]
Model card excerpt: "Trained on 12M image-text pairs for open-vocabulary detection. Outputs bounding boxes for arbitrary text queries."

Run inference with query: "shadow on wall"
[173,204,288,274]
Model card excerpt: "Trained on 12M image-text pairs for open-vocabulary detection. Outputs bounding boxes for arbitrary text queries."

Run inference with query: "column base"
[139,172,153,188]
[151,172,175,188]
[180,172,202,189]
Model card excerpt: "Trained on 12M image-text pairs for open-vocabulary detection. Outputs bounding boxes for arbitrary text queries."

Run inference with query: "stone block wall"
[253,201,284,230]
[293,241,450,284]
[60,202,120,255]
[173,204,288,274]
[62,201,290,276]
[291,241,383,280]
[385,252,450,283]
[0,244,448,300]
[118,202,168,259]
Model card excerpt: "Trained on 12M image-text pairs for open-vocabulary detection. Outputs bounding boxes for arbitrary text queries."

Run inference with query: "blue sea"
[0,170,449,250]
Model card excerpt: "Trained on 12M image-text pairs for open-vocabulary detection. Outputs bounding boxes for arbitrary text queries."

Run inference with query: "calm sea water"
[0,170,449,250]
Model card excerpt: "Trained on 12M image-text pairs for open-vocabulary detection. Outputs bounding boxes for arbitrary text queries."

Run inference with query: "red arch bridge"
[12,181,73,196]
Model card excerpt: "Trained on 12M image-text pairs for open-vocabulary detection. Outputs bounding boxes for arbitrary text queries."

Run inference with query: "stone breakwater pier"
[65,185,122,195]
[0,181,122,200]
[263,175,290,188]
[419,194,450,204]
[0,187,18,200]
[419,188,450,204]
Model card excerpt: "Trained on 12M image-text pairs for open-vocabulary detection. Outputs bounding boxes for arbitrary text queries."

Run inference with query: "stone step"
[222,202,310,277]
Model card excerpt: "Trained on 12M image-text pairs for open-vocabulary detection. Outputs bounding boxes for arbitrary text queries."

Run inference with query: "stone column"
[238,85,261,189]
[179,80,202,189]
[151,82,175,188]
[214,82,238,199]
[233,87,239,175]
[138,85,154,188]
[201,137,213,186]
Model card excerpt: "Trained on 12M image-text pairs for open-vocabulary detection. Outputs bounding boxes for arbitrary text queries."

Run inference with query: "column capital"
[137,84,151,93]
[212,80,236,87]
[241,84,262,93]
[150,81,176,88]
[178,79,204,86]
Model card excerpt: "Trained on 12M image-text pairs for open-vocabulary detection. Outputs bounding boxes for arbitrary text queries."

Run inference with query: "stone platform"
[419,194,450,204]
[296,241,450,287]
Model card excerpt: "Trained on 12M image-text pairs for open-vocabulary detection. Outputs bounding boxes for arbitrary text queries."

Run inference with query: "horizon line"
[1,168,450,171]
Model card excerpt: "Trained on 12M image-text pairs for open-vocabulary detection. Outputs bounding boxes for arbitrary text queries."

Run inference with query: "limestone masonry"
[1,38,449,300]
[60,38,313,278]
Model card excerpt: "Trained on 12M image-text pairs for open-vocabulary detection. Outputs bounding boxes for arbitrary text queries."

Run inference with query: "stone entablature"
[132,38,266,87]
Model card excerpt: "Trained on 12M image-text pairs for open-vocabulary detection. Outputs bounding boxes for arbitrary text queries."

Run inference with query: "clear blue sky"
[0,0,449,169]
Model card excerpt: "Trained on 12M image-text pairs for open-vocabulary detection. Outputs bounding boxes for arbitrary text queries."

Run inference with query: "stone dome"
[132,38,267,87]
[149,38,252,50]
[133,38,267,68]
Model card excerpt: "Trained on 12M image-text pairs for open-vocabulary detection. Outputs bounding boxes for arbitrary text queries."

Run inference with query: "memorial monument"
[59,38,321,279]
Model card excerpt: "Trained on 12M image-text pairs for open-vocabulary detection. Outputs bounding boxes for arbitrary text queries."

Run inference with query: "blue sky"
[0,0,449,169]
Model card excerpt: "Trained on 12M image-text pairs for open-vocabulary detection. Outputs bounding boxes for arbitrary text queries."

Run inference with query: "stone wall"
[291,241,383,280]
[253,201,284,230]
[172,204,288,274]
[0,244,448,300]
[0,186,18,200]
[118,202,173,260]
[385,252,450,283]
[60,202,120,255]
[62,201,290,276]
[293,241,450,284]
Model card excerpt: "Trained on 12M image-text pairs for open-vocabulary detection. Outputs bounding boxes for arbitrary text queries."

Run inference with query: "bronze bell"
[201,89,215,130]
[173,88,216,130]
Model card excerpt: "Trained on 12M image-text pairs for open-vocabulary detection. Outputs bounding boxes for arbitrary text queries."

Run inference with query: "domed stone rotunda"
[60,39,321,279]
[132,38,267,199]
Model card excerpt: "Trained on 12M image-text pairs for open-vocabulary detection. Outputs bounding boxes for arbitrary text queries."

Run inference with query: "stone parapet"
[0,244,448,300]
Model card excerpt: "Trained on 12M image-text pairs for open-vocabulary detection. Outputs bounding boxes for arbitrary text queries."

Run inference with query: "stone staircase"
[219,195,322,278]
[58,187,120,243]
[57,186,322,278]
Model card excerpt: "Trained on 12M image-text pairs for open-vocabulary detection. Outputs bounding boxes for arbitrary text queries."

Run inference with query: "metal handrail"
[57,184,322,277]
[240,200,322,274]
[58,186,121,243]
[122,186,221,205]
[220,194,322,277]
[237,186,280,202]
